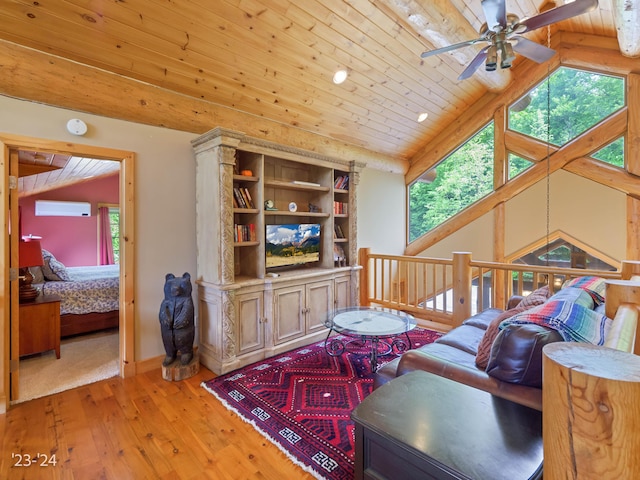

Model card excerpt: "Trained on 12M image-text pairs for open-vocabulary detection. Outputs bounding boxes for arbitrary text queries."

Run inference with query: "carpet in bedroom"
[202,327,442,480]
[16,328,119,404]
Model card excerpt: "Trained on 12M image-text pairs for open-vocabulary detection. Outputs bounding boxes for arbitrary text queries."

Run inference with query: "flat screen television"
[265,223,321,269]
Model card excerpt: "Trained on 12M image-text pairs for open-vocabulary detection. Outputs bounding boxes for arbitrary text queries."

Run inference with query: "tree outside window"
[408,123,494,242]
[109,208,120,264]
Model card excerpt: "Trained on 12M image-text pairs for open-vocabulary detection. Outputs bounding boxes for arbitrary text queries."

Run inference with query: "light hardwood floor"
[0,366,315,479]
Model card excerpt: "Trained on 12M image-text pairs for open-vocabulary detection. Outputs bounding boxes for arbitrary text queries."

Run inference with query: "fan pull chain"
[545,25,551,268]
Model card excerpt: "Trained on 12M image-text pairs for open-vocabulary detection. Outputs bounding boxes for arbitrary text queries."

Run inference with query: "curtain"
[99,206,115,265]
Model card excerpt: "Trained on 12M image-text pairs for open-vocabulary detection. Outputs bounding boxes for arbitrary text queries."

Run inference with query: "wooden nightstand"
[19,294,61,359]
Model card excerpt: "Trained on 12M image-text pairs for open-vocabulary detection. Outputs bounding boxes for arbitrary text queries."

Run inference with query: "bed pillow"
[475,285,551,369]
[29,266,45,284]
[41,249,71,281]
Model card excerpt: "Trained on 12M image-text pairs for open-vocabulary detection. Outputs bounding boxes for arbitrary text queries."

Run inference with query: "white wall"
[419,212,495,261]
[1,95,197,360]
[421,169,627,265]
[357,168,406,255]
[2,95,409,362]
[506,170,625,261]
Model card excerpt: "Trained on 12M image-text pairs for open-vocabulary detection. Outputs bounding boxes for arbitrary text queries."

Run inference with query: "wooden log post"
[543,343,640,479]
[605,279,640,355]
[359,248,371,306]
[452,252,472,327]
[620,260,640,280]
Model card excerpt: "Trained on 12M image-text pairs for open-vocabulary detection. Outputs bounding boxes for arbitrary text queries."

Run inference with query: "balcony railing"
[358,248,639,332]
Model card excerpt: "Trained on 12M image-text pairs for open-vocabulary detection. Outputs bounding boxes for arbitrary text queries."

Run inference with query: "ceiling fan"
[421,0,598,80]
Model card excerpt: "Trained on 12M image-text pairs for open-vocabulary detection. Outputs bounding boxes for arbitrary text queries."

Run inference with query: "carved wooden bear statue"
[159,272,195,366]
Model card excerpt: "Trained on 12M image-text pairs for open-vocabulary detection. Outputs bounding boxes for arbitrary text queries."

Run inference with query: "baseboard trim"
[135,355,164,374]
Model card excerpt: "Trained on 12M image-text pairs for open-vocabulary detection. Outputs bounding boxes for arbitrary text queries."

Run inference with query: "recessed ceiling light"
[417,112,429,122]
[333,69,348,84]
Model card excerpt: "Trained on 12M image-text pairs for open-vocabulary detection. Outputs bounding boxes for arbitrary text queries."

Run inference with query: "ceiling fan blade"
[481,0,507,31]
[458,46,490,80]
[517,0,599,34]
[421,37,485,58]
[511,36,556,63]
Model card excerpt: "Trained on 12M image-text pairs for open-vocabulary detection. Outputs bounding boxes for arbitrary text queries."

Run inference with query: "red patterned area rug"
[201,327,442,480]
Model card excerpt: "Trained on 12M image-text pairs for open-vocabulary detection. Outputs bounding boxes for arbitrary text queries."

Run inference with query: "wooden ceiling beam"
[613,0,640,57]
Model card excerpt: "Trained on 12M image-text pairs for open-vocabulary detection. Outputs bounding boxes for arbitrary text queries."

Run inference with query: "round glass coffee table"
[324,306,417,372]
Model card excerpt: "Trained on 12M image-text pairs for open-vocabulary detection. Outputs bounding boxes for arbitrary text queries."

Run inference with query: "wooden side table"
[19,294,61,359]
[543,342,640,479]
[351,370,543,480]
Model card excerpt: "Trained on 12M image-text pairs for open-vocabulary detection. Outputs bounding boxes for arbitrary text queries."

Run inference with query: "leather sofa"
[375,283,638,412]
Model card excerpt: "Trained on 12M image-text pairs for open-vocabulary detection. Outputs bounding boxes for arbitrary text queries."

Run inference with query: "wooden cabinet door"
[334,275,352,311]
[273,285,305,344]
[236,291,264,354]
[306,280,333,334]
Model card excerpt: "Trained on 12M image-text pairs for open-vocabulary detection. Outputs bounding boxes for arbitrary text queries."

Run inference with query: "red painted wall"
[20,174,119,267]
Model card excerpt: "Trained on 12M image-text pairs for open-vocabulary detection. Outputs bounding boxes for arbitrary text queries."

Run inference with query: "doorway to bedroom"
[3,136,135,405]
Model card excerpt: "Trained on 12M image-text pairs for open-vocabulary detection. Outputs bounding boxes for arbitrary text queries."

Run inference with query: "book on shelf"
[243,188,254,208]
[239,187,254,208]
[334,224,345,238]
[233,187,246,208]
[233,187,255,209]
[333,201,348,215]
[234,223,256,242]
[334,175,349,190]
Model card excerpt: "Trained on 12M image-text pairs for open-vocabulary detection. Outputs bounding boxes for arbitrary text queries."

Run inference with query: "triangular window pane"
[408,123,494,242]
[508,67,625,147]
[592,137,624,168]
[508,153,533,179]
[516,239,616,271]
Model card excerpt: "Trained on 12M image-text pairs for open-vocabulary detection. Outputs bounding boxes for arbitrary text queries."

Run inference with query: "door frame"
[0,134,135,411]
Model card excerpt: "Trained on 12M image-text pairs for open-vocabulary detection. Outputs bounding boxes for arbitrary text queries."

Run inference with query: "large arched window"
[408,66,626,245]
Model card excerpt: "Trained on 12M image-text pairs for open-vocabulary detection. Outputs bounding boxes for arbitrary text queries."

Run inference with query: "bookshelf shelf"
[234,208,260,214]
[264,179,330,192]
[264,211,330,218]
[233,174,259,183]
[234,241,260,247]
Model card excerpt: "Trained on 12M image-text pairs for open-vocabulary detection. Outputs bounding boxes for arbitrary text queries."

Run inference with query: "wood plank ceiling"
[0,0,637,194]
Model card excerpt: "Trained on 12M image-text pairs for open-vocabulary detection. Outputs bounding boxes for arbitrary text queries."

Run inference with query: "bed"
[35,261,120,337]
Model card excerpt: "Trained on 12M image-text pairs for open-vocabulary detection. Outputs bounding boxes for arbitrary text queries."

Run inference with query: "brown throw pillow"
[517,285,550,309]
[475,285,551,370]
[476,306,527,369]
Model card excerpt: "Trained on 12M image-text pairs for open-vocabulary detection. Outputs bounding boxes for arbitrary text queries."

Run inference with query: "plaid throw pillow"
[563,276,606,305]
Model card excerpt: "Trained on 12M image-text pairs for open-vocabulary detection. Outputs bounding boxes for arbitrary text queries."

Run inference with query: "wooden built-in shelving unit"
[192,127,362,374]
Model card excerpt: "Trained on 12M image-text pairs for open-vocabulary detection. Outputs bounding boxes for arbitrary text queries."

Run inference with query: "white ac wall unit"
[35,200,91,217]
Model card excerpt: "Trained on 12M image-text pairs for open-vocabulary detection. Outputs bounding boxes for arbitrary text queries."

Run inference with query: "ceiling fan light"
[486,45,498,71]
[500,42,516,69]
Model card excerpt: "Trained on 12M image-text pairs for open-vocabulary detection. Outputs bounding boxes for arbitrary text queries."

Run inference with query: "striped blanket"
[501,289,611,345]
